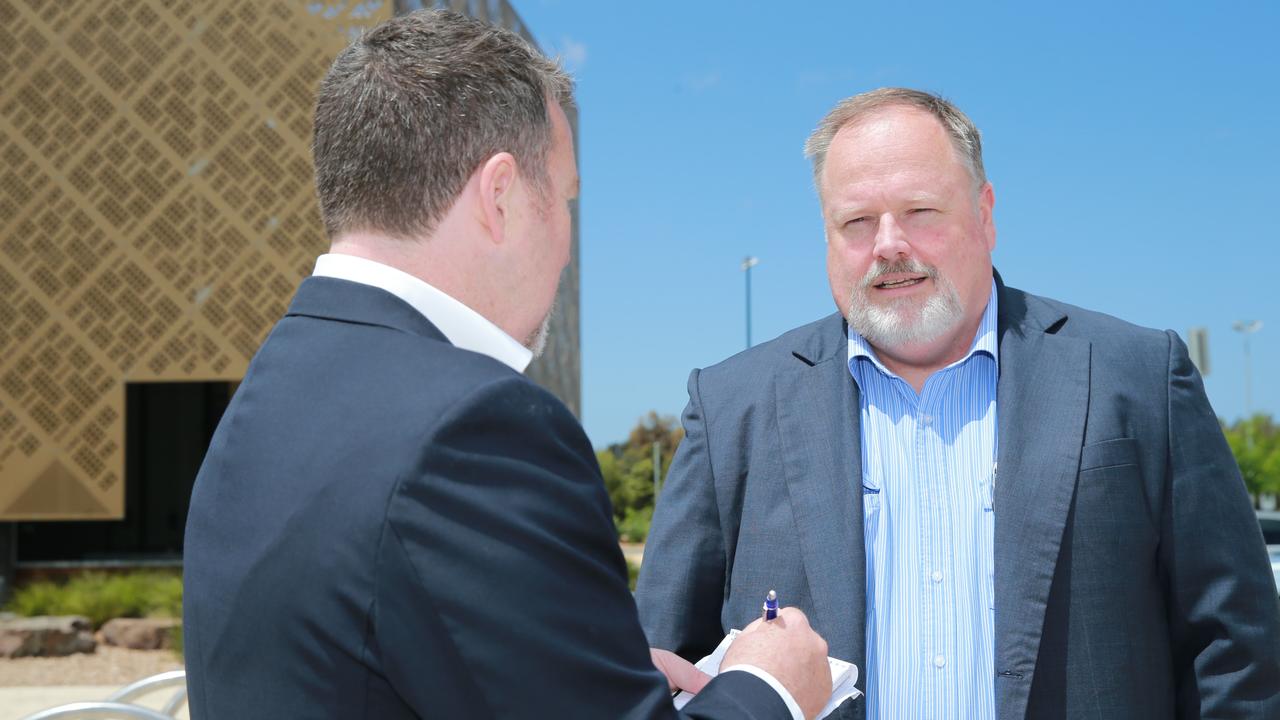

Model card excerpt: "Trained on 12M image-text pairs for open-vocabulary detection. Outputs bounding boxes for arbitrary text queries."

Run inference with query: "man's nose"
[872,213,910,260]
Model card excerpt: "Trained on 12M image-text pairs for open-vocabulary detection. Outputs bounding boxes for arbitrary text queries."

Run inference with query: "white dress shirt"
[849,284,999,720]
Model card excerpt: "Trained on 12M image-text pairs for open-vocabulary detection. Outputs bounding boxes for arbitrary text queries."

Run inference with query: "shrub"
[6,581,64,619]
[616,505,653,544]
[5,571,183,630]
[598,412,684,531]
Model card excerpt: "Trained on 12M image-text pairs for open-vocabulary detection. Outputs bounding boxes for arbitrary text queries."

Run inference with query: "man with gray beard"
[636,88,1280,719]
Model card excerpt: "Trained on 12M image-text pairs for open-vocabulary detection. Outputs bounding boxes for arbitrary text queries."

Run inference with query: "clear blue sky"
[514,0,1280,448]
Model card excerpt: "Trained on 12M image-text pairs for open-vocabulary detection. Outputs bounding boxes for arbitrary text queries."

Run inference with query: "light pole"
[1232,320,1263,420]
[742,256,759,348]
[653,441,661,501]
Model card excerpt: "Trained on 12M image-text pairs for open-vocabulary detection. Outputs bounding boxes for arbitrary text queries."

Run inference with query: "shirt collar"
[847,281,999,378]
[312,253,533,373]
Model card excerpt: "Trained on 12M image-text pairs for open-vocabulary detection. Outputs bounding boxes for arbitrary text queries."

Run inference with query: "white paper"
[672,629,862,718]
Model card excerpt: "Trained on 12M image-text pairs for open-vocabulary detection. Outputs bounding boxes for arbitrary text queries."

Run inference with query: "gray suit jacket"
[636,278,1280,719]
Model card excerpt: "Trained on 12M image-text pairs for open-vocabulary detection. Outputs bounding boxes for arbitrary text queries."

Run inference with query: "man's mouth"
[873,276,928,290]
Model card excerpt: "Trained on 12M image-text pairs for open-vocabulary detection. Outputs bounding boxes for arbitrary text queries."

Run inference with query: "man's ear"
[979,181,997,251]
[478,152,518,245]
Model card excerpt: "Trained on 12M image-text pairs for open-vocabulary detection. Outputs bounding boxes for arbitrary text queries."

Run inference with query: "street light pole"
[653,441,661,501]
[1232,320,1263,421]
[742,256,759,348]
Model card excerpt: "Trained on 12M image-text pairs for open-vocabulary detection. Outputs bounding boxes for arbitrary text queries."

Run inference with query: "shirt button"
[922,414,933,425]
[931,570,943,583]
[933,655,946,668]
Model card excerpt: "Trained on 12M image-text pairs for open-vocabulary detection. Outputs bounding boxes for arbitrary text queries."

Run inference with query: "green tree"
[1222,414,1280,501]
[596,411,684,541]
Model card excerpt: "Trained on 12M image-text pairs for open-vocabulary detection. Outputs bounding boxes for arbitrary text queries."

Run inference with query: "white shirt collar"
[312,253,533,373]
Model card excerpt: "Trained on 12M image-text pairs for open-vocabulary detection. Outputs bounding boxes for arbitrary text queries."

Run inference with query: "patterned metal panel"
[0,0,393,520]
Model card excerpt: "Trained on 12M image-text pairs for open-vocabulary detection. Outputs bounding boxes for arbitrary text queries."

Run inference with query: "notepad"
[672,629,862,718]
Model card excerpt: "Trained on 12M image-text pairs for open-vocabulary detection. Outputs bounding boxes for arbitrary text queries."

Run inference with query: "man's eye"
[908,208,936,214]
[845,216,871,226]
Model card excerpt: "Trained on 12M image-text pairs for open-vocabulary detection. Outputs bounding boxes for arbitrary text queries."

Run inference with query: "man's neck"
[328,233,491,327]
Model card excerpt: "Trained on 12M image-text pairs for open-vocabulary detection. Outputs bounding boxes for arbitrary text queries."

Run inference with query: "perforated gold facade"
[0,0,394,520]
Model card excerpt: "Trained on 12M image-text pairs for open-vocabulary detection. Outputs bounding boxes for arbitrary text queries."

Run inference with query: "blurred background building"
[0,0,579,599]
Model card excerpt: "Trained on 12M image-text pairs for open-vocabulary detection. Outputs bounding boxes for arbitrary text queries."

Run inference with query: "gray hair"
[803,88,986,193]
[313,9,573,240]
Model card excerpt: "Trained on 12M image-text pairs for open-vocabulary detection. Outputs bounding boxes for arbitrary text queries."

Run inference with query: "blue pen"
[762,589,778,621]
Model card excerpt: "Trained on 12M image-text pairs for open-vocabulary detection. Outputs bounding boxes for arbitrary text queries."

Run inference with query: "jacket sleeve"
[636,368,734,663]
[1161,331,1280,717]
[373,374,788,720]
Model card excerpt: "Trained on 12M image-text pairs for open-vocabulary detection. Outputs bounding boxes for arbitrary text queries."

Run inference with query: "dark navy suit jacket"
[636,276,1280,719]
[183,277,789,719]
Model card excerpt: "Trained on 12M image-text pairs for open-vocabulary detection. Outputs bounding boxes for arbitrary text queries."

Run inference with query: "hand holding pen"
[725,599,832,719]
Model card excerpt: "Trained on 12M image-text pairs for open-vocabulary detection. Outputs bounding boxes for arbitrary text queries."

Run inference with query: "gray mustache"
[861,260,936,289]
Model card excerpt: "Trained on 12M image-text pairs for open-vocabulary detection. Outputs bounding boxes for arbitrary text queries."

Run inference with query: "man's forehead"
[820,108,966,191]
[830,185,944,205]
[828,106,949,160]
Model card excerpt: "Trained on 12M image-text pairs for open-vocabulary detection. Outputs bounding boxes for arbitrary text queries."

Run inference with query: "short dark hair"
[313,9,573,240]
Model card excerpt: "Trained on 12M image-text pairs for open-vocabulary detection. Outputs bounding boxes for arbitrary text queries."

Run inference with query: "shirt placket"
[922,376,952,713]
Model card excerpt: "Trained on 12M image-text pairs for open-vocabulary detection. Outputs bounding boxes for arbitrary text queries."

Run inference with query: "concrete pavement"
[0,685,189,720]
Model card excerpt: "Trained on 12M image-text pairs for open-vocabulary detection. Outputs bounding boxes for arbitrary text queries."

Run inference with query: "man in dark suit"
[635,88,1280,719]
[182,10,833,719]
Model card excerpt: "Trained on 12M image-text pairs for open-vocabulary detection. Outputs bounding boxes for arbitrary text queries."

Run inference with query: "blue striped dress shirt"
[848,284,998,720]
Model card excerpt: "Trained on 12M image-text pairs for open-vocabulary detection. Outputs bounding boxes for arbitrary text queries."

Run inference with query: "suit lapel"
[993,288,1090,720]
[775,314,866,709]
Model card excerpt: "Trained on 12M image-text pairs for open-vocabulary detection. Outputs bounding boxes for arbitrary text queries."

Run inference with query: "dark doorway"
[15,382,233,563]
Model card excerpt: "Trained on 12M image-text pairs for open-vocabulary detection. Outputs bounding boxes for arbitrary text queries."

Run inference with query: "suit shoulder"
[1009,288,1175,385]
[1017,288,1170,350]
[433,367,579,434]
[372,337,588,461]
[679,313,844,416]
[700,313,843,378]
[324,317,525,407]
[252,314,564,449]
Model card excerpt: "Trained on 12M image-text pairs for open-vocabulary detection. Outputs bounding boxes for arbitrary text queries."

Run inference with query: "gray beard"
[845,261,965,350]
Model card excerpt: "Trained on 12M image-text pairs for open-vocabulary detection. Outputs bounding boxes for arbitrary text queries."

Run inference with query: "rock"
[0,615,96,658]
[100,617,181,650]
